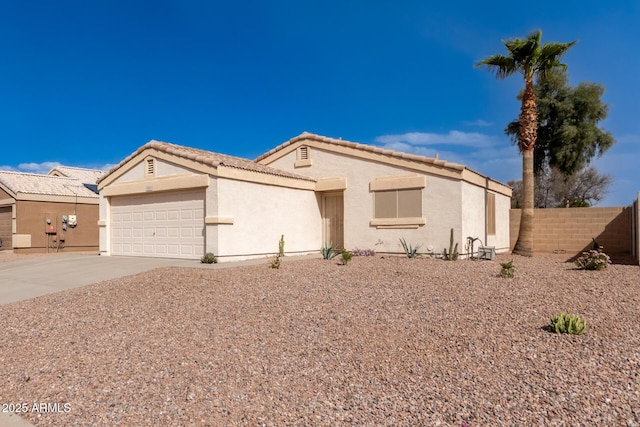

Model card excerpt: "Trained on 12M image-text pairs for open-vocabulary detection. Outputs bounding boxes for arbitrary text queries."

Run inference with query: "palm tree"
[476,30,576,256]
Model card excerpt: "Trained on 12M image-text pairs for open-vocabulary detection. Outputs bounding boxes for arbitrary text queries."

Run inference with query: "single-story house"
[0,167,104,253]
[97,133,512,261]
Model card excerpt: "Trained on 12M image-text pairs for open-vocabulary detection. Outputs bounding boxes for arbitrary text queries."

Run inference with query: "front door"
[322,192,344,249]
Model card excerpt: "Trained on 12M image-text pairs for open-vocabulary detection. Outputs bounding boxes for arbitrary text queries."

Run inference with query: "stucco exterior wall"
[460,183,511,254]
[460,181,484,254]
[493,190,511,252]
[204,177,219,257]
[215,178,321,261]
[114,161,145,183]
[266,147,463,254]
[15,200,99,254]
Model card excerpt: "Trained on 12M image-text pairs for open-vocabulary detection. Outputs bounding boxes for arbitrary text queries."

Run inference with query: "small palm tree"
[476,30,576,256]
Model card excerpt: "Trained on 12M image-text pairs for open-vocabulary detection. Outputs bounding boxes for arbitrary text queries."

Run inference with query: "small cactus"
[279,234,285,257]
[443,228,459,261]
[549,310,586,335]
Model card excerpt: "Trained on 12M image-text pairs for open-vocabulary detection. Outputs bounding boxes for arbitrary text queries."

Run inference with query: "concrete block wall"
[510,207,633,255]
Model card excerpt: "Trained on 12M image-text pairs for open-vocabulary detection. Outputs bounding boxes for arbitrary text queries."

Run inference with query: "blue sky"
[1,1,638,206]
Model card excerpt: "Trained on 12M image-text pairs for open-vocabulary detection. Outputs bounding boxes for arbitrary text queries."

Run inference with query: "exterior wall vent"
[145,158,156,177]
[295,146,312,168]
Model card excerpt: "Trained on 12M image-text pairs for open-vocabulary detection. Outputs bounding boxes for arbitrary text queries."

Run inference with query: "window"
[295,146,312,168]
[487,192,496,235]
[369,175,426,228]
[374,189,422,219]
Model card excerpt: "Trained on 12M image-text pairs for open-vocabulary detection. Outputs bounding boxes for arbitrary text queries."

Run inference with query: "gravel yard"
[1,254,639,426]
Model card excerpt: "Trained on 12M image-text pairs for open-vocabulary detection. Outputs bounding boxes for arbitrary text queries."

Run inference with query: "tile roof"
[48,166,106,184]
[0,171,99,199]
[255,131,466,171]
[98,140,317,184]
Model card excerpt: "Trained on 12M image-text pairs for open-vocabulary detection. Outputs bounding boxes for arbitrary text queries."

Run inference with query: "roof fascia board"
[261,136,513,195]
[14,194,99,204]
[98,148,218,190]
[0,183,17,200]
[460,169,512,198]
[217,166,316,190]
[101,174,210,197]
[260,138,464,180]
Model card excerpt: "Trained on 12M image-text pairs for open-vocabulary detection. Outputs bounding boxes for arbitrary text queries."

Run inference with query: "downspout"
[484,177,489,247]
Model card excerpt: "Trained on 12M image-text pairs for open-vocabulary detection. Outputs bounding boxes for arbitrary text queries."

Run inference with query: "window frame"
[370,175,426,228]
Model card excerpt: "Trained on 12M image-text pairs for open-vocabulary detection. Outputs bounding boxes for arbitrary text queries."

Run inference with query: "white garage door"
[111,190,205,259]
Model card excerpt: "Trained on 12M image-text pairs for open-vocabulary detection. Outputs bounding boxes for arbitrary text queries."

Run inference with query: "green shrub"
[399,238,420,258]
[321,243,339,260]
[270,255,281,269]
[549,310,587,335]
[340,249,353,266]
[200,252,218,264]
[499,260,515,278]
[575,248,611,270]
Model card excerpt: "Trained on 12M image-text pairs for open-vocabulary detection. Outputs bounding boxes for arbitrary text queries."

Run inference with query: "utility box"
[478,246,496,260]
[45,214,57,234]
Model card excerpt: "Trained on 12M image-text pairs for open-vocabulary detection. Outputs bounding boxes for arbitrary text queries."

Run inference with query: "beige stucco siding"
[460,182,510,254]
[460,181,485,254]
[266,147,464,254]
[492,190,511,252]
[113,161,145,183]
[215,178,321,260]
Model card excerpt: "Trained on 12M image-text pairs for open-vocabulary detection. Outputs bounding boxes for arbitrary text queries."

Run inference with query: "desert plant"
[279,234,285,257]
[269,255,281,269]
[200,252,218,264]
[351,247,376,256]
[340,249,353,265]
[399,238,421,258]
[442,228,459,261]
[575,248,611,271]
[500,260,515,278]
[549,310,587,335]
[320,243,339,260]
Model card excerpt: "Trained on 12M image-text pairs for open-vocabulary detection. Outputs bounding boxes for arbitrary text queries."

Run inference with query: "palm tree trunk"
[513,74,537,256]
[513,148,534,256]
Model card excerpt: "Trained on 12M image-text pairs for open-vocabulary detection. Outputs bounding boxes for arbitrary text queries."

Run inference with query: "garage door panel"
[111,190,204,259]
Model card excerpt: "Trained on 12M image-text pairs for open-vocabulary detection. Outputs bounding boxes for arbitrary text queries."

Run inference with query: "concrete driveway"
[0,253,208,305]
[0,252,311,426]
[0,253,220,427]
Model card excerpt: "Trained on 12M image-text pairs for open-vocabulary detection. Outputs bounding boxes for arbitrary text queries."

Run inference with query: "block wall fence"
[510,203,639,264]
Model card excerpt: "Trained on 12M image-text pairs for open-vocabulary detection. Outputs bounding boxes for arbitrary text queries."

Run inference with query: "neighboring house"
[0,167,104,253]
[48,165,105,192]
[97,133,512,261]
